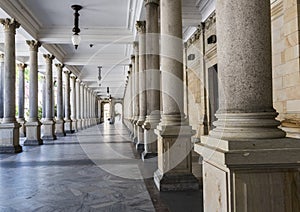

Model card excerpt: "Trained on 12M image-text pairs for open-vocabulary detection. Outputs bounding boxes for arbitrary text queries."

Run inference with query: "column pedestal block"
[77,119,82,130]
[42,119,56,140]
[136,119,145,151]
[154,124,199,191]
[195,136,300,212]
[55,119,65,137]
[142,116,160,161]
[17,118,26,137]
[64,119,74,134]
[133,122,139,144]
[0,122,22,153]
[24,121,43,145]
[72,119,78,132]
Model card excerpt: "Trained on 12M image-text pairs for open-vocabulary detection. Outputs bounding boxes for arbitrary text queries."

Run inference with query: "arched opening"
[103,103,110,123]
[114,103,123,122]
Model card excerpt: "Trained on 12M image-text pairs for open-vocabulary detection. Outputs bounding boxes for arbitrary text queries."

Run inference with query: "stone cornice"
[205,11,216,30]
[136,21,146,33]
[0,18,20,33]
[26,40,41,52]
[186,26,203,48]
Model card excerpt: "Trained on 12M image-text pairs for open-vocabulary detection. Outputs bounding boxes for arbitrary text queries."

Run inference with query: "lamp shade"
[71,34,81,49]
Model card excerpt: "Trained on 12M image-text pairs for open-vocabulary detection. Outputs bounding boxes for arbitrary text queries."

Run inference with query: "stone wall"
[184,0,300,139]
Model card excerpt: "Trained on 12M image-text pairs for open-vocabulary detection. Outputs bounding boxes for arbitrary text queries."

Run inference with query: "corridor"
[0,122,202,212]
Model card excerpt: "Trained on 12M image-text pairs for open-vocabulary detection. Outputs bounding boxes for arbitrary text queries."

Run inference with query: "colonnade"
[0,18,101,153]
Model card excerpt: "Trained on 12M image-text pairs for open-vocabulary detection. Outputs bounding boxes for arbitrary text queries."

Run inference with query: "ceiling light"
[71,5,83,50]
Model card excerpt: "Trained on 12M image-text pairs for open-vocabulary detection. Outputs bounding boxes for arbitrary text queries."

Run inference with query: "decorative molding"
[271,0,283,21]
[205,45,217,60]
[135,21,146,33]
[144,0,159,6]
[204,11,216,30]
[186,26,203,48]
[0,18,20,32]
[26,40,41,52]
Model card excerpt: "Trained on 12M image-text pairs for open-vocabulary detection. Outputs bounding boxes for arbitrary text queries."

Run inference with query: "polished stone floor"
[0,121,202,212]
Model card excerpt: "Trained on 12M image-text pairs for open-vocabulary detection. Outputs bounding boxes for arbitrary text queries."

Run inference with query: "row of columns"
[123,0,199,191]
[0,18,101,153]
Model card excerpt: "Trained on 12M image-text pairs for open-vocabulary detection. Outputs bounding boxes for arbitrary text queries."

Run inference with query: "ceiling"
[0,0,215,99]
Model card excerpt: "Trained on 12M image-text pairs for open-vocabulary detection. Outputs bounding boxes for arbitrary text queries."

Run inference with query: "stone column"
[142,0,160,160]
[136,21,147,151]
[17,63,27,137]
[55,64,65,137]
[42,75,46,119]
[25,40,43,145]
[195,0,300,211]
[84,85,88,128]
[70,75,77,132]
[76,79,81,130]
[42,54,56,141]
[80,83,85,129]
[133,43,140,144]
[0,19,22,153]
[153,0,198,191]
[64,70,73,133]
[0,54,4,122]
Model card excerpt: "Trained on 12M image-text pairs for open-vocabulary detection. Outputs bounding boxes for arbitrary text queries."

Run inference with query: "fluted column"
[17,63,27,137]
[55,63,65,137]
[70,75,77,132]
[24,40,43,145]
[84,85,88,128]
[76,79,81,130]
[0,18,22,153]
[133,43,140,144]
[0,54,4,122]
[142,0,160,160]
[153,0,198,191]
[64,70,73,133]
[80,83,85,129]
[42,54,56,141]
[136,21,147,151]
[42,75,46,119]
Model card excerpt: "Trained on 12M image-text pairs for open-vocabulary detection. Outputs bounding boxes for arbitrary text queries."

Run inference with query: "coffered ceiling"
[0,0,214,99]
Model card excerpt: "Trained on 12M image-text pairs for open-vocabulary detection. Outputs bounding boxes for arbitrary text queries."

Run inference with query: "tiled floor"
[0,122,203,212]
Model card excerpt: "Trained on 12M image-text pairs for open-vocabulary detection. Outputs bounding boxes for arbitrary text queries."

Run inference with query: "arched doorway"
[114,103,123,122]
[103,103,110,123]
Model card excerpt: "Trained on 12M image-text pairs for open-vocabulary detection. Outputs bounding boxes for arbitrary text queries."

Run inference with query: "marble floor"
[0,122,203,212]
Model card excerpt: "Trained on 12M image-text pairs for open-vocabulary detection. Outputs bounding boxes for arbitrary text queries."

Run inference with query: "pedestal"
[0,122,22,153]
[17,118,26,137]
[42,119,56,140]
[55,119,65,137]
[154,124,199,191]
[142,115,160,160]
[72,119,78,132]
[65,119,74,134]
[24,121,43,145]
[195,136,300,212]
[136,121,145,151]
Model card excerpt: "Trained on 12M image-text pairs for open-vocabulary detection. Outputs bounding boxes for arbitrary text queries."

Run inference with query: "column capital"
[43,54,55,62]
[26,40,41,51]
[70,75,77,80]
[136,21,146,33]
[55,63,65,69]
[76,78,81,83]
[17,63,27,70]
[0,18,20,33]
[0,54,4,63]
[131,54,135,60]
[63,70,71,75]
[144,0,159,6]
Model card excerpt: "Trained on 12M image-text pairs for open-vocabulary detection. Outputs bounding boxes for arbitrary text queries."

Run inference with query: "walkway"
[0,122,202,212]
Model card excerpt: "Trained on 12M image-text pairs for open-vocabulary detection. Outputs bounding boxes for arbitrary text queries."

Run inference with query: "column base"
[72,119,78,132]
[42,119,56,140]
[154,169,199,191]
[136,126,144,151]
[77,119,82,130]
[142,115,160,161]
[0,122,22,153]
[17,118,26,137]
[65,119,74,134]
[133,124,139,144]
[55,119,66,137]
[154,122,198,191]
[195,136,300,212]
[25,120,43,145]
[141,152,157,161]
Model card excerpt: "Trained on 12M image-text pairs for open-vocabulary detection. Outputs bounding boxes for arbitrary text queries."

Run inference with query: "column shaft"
[64,71,73,133]
[76,79,81,130]
[0,54,3,121]
[17,63,27,137]
[70,75,77,131]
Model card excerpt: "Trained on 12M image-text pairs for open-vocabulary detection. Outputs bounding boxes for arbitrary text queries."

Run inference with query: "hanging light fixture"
[71,5,82,50]
[98,66,102,86]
